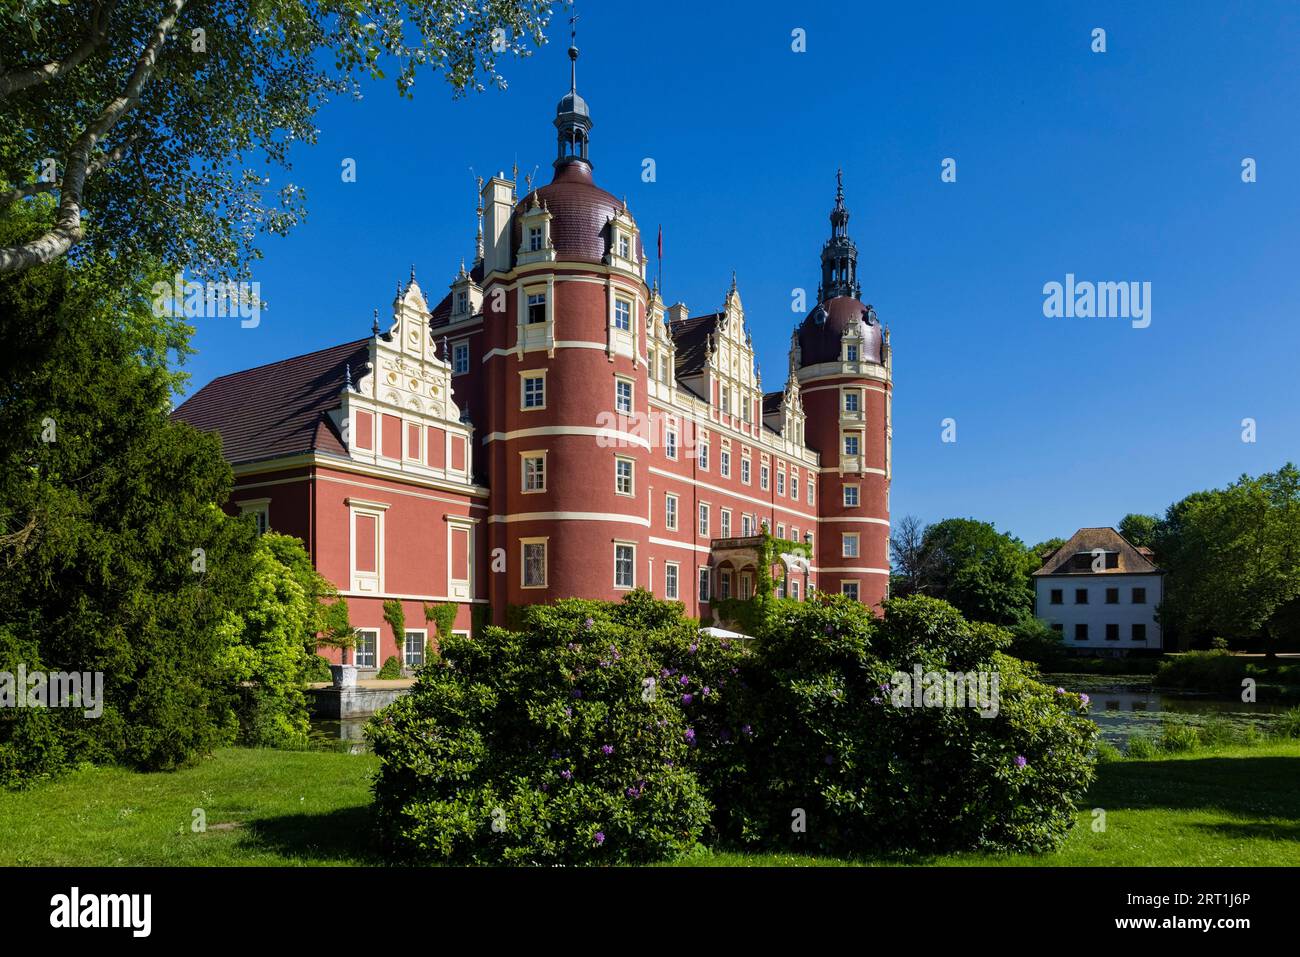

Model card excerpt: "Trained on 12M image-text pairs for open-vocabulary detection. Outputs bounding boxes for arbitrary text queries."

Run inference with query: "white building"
[1032,527,1164,654]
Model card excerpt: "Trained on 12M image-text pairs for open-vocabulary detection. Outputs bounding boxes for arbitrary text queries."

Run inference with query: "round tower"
[795,172,892,610]
[475,31,650,620]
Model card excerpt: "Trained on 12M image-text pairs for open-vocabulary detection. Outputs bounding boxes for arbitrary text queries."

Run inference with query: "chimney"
[481,172,515,277]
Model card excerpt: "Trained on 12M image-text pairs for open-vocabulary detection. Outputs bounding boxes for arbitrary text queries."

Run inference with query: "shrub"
[305,655,334,683]
[1155,650,1245,694]
[1157,720,1201,752]
[375,656,403,680]
[1273,706,1300,739]
[1094,740,1123,763]
[735,594,1097,855]
[368,591,749,865]
[1126,735,1158,758]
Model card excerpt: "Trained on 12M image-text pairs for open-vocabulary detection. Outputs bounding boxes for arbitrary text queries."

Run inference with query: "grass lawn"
[2,743,1298,866]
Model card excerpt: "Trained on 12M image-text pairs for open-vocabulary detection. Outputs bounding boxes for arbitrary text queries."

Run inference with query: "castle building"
[172,40,893,670]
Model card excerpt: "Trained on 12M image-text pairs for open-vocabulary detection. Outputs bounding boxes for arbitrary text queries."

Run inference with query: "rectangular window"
[1051,623,1064,634]
[741,458,751,484]
[522,454,546,492]
[666,429,678,459]
[844,485,859,507]
[844,391,860,412]
[614,543,635,589]
[777,472,785,496]
[698,443,709,470]
[720,450,731,478]
[1074,623,1088,641]
[720,387,730,415]
[614,298,632,331]
[354,629,378,669]
[846,344,859,362]
[1132,623,1147,641]
[522,374,545,409]
[665,493,678,531]
[522,540,547,588]
[615,378,633,414]
[742,514,753,536]
[698,567,711,602]
[842,533,860,558]
[615,457,634,496]
[1050,588,1063,605]
[844,435,860,456]
[791,476,800,500]
[1105,587,1119,604]
[665,562,679,600]
[760,464,769,490]
[808,482,814,505]
[1105,623,1120,641]
[528,225,543,252]
[791,526,799,544]
[1075,588,1089,605]
[698,503,709,537]
[405,630,425,668]
[456,290,468,313]
[721,509,731,538]
[527,292,547,324]
[841,581,859,601]
[720,572,731,600]
[777,524,786,539]
[660,354,669,383]
[618,234,630,259]
[1132,587,1147,604]
[452,341,469,375]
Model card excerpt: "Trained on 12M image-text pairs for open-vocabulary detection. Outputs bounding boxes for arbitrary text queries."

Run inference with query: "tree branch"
[0,1,117,99]
[0,136,134,208]
[0,0,185,273]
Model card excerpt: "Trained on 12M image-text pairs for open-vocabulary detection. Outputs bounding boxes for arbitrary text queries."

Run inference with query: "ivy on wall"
[708,532,812,634]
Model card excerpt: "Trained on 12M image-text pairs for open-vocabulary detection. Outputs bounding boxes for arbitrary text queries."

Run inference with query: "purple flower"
[584,617,595,631]
[878,683,891,692]
[1014,755,1027,769]
[594,831,605,845]
[625,786,639,798]
[870,696,882,705]
[679,676,690,686]
[540,782,549,792]
[564,707,572,717]
[601,744,614,756]
[824,625,834,635]
[741,724,752,736]
[561,769,573,781]
[571,689,582,699]
[688,643,698,654]
[681,693,693,705]
[1056,687,1066,695]
[702,686,712,697]
[1079,694,1090,707]
[684,728,696,744]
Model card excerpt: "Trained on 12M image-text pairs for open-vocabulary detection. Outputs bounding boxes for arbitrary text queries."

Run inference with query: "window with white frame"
[614,298,632,331]
[841,581,860,600]
[238,499,270,535]
[720,450,731,478]
[614,543,635,588]
[528,225,544,252]
[791,526,799,543]
[844,434,860,456]
[522,453,546,492]
[791,580,800,601]
[742,514,753,536]
[844,390,860,413]
[522,373,545,409]
[349,501,386,593]
[659,354,669,383]
[808,481,814,505]
[842,532,860,558]
[720,387,730,415]
[618,234,631,259]
[846,344,859,362]
[455,290,468,314]
[615,457,634,496]
[791,475,799,500]
[698,503,710,536]
[698,567,710,602]
[527,292,547,324]
[452,341,469,375]
[777,471,785,496]
[664,493,678,531]
[354,628,378,669]
[760,463,769,490]
[664,562,679,600]
[522,538,547,588]
[720,509,731,538]
[405,630,426,668]
[777,523,786,539]
[697,441,709,470]
[844,484,859,507]
[615,378,633,414]
[666,429,677,459]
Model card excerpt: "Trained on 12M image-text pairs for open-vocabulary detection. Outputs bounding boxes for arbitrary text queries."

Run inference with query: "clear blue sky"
[179,0,1300,547]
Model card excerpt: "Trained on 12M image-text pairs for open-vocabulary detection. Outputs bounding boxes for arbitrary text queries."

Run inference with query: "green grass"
[0,748,381,866]
[2,742,1298,867]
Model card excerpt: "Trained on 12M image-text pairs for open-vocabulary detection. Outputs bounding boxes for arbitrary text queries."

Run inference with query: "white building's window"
[844,435,860,456]
[698,442,709,470]
[618,234,631,259]
[760,463,769,490]
[666,429,677,459]
[720,450,731,478]
[455,290,468,314]
[660,354,669,382]
[791,475,799,500]
[698,503,709,537]
[842,533,860,558]
[615,457,634,496]
[522,454,546,492]
[522,539,547,588]
[846,344,859,362]
[615,378,633,414]
[664,562,679,600]
[777,471,785,496]
[844,391,860,413]
[614,298,632,331]
[522,373,545,409]
[721,509,731,538]
[720,387,730,415]
[452,341,469,375]
[528,225,543,252]
[614,543,635,589]
[844,485,859,507]
[665,493,678,530]
[526,292,547,325]
[741,457,751,484]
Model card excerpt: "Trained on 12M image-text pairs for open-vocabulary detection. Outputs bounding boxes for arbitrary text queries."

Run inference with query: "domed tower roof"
[510,163,643,264]
[796,172,881,364]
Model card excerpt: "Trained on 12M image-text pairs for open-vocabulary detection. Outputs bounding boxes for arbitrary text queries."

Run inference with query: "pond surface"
[307,716,372,752]
[1043,673,1296,745]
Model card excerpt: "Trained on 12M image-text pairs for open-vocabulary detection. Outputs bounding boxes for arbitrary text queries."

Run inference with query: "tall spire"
[553,11,592,172]
[818,168,860,301]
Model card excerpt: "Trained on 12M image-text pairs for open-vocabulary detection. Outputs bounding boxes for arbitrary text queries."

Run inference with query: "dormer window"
[529,226,544,252]
[527,293,547,325]
[455,290,468,314]
[846,343,859,362]
[618,234,630,259]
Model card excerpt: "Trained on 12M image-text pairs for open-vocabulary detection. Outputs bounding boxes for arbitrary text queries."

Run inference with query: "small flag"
[657,224,663,261]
